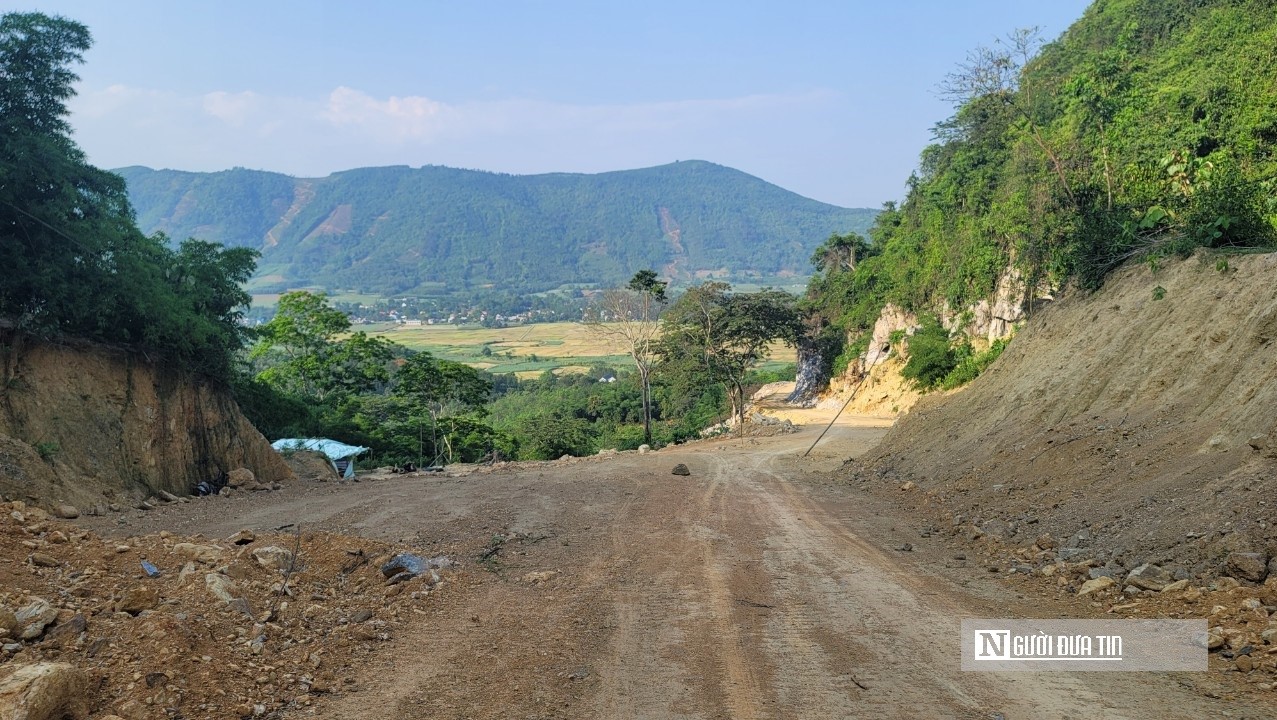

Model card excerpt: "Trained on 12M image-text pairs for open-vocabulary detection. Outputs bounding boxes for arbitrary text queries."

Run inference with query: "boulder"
[671,464,691,476]
[28,554,58,569]
[1206,627,1225,650]
[1077,576,1116,596]
[0,662,89,720]
[115,585,159,615]
[204,574,239,603]
[1125,564,1175,592]
[226,529,256,545]
[42,614,86,648]
[252,546,294,572]
[0,607,17,637]
[1224,552,1269,583]
[638,444,651,454]
[51,505,79,520]
[172,543,224,564]
[15,599,58,640]
[226,468,255,488]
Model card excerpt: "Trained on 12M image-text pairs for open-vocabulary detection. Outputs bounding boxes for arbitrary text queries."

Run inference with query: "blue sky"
[25,0,1091,207]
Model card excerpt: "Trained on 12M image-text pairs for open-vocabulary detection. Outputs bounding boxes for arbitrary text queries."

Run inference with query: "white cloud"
[202,90,260,127]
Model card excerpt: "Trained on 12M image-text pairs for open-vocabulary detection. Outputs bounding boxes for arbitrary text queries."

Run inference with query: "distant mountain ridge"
[116,161,877,296]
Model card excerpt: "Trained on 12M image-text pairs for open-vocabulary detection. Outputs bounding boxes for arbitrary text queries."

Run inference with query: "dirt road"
[95,418,1269,719]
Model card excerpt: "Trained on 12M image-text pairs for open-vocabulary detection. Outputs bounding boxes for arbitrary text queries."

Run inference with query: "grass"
[366,321,797,377]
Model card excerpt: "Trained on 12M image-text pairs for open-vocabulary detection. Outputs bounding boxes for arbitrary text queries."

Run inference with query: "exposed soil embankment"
[0,333,292,510]
[850,252,1277,578]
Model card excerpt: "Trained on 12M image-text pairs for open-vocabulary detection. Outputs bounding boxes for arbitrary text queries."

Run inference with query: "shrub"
[940,337,1010,389]
[900,318,957,389]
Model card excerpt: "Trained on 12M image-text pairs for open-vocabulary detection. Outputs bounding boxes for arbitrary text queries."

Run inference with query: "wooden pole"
[802,371,869,457]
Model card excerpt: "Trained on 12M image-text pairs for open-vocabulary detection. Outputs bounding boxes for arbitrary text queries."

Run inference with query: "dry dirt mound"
[850,252,1277,580]
[0,333,293,511]
[0,499,461,719]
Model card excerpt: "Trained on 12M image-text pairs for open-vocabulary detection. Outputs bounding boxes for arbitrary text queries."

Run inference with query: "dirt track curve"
[98,417,1270,719]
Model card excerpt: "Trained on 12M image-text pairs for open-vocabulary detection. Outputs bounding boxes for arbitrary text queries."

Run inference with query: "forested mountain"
[805,0,1277,353]
[118,161,877,296]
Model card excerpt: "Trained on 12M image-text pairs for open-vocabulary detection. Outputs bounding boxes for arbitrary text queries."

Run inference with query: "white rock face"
[968,268,1029,342]
[864,304,918,369]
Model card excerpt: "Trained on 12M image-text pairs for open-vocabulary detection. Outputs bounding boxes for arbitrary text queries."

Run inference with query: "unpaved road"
[96,419,1270,719]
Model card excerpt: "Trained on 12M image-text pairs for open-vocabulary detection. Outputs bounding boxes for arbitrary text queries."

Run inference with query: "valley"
[363,321,797,378]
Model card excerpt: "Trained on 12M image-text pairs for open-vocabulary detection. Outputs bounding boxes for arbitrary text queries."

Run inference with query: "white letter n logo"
[976,631,1011,660]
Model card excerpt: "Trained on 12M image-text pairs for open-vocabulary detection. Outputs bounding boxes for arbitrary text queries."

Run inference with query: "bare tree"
[938,27,1075,205]
[582,270,667,445]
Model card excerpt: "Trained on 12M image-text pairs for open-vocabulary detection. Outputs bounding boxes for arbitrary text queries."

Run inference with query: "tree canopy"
[658,282,803,432]
[0,11,257,378]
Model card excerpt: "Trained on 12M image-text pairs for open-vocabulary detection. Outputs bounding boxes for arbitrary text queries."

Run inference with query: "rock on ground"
[1224,552,1269,583]
[0,662,89,720]
[226,468,255,488]
[252,546,294,572]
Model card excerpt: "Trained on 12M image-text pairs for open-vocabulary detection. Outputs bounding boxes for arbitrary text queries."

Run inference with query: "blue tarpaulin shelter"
[271,438,369,478]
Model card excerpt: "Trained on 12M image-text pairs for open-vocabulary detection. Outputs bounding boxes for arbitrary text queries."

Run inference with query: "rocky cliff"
[0,332,293,510]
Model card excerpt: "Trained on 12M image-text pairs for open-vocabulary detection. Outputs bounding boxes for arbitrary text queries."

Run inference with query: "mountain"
[116,161,877,296]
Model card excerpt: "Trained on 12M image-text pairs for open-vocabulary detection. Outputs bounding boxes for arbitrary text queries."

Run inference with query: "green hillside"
[117,161,877,296]
[805,0,1277,347]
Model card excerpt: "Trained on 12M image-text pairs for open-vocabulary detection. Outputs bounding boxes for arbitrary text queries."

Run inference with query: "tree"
[811,232,870,274]
[395,350,493,463]
[939,27,1074,205]
[582,269,667,445]
[251,291,393,401]
[658,283,803,433]
[1,13,140,334]
[1,13,258,378]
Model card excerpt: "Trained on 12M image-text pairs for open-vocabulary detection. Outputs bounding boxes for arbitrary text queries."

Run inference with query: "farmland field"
[365,321,797,378]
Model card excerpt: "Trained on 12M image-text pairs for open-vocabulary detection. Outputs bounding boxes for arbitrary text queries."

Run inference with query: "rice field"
[366,321,796,378]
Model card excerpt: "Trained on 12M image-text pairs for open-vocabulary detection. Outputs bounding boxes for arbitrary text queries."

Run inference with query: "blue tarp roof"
[271,438,369,460]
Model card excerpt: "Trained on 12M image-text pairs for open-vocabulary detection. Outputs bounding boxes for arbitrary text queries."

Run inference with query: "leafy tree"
[583,269,668,445]
[396,351,491,412]
[658,283,803,432]
[0,13,146,335]
[394,350,492,463]
[251,291,393,400]
[0,12,256,378]
[515,411,596,460]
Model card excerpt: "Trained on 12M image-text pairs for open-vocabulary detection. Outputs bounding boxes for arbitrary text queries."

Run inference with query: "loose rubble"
[0,501,459,718]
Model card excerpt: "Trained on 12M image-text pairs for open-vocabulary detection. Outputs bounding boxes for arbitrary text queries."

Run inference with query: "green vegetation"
[0,12,256,378]
[241,289,798,463]
[658,283,803,430]
[240,291,506,465]
[116,162,878,298]
[804,0,1277,390]
[899,318,958,388]
[940,338,1009,390]
[34,441,59,462]
[583,270,669,445]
